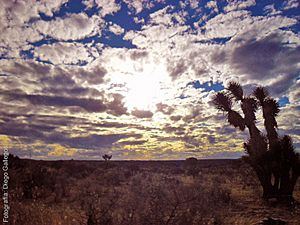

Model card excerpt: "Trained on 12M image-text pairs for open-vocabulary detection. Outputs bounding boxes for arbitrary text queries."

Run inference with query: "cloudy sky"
[0,0,299,160]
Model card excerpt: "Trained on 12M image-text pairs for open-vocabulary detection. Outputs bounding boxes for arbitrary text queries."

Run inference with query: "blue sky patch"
[188,81,225,92]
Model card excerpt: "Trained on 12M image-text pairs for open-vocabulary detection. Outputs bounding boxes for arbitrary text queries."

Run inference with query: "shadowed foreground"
[2,157,300,225]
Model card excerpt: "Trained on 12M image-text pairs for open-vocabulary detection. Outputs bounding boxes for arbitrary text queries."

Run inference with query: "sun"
[125,73,161,111]
[124,66,169,111]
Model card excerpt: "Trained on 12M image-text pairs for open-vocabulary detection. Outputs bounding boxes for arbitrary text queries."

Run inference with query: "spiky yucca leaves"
[227,81,243,101]
[227,82,260,137]
[241,97,259,123]
[241,97,261,139]
[264,98,280,118]
[228,111,245,131]
[213,92,245,131]
[253,87,280,146]
[263,98,280,136]
[253,86,269,104]
[212,92,232,112]
[213,81,299,203]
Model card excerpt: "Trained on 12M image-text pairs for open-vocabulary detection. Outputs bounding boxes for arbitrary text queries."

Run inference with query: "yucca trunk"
[251,161,294,201]
[263,114,278,146]
[213,82,299,204]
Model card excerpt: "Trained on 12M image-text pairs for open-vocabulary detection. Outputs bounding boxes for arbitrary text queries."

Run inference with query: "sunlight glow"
[125,65,169,111]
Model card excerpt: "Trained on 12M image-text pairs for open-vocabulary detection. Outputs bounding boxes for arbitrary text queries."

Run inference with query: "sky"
[0,0,299,160]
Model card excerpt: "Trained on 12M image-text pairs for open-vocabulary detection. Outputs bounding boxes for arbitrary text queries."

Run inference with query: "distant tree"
[102,154,112,161]
[213,81,300,203]
[184,157,198,177]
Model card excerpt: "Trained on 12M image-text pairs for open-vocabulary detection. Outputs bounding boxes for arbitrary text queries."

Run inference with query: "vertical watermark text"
[2,147,9,223]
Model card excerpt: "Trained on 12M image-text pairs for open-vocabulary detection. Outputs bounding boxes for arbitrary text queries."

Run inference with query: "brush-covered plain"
[2,156,300,225]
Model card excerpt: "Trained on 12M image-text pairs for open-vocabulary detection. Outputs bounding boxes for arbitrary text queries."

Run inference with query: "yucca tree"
[213,82,300,203]
[253,87,279,147]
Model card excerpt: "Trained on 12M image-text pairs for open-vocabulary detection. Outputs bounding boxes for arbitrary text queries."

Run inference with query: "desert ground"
[1,156,300,225]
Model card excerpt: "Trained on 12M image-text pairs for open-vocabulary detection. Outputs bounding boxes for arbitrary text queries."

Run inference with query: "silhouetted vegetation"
[2,158,300,224]
[103,154,112,161]
[184,157,199,177]
[213,82,300,203]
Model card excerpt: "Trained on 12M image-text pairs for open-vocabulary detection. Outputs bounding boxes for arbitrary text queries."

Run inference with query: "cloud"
[0,0,68,27]
[224,0,256,12]
[202,10,297,40]
[106,93,128,116]
[47,144,77,157]
[3,93,107,113]
[109,23,125,35]
[282,0,300,10]
[124,0,166,14]
[73,66,107,85]
[94,0,121,17]
[287,80,300,104]
[231,34,300,94]
[129,50,148,60]
[167,60,188,81]
[0,61,107,98]
[206,1,219,13]
[156,103,174,115]
[264,4,280,16]
[34,13,104,41]
[34,42,93,65]
[0,113,141,151]
[131,109,153,118]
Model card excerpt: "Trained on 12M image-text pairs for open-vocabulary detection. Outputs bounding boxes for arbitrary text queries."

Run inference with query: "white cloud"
[34,13,104,41]
[124,0,166,14]
[201,11,297,41]
[0,0,68,28]
[224,0,256,12]
[282,0,300,10]
[206,0,219,13]
[95,0,121,17]
[287,80,300,105]
[0,0,69,59]
[263,4,280,16]
[109,24,125,35]
[34,42,93,65]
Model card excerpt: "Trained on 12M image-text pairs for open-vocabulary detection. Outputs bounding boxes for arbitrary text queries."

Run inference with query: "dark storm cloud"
[0,60,127,117]
[117,140,147,146]
[129,50,149,60]
[211,50,227,64]
[0,112,148,137]
[156,103,175,115]
[3,93,107,113]
[3,61,51,77]
[231,34,300,81]
[0,115,142,150]
[170,115,182,121]
[75,66,107,85]
[182,135,201,148]
[0,122,46,139]
[131,109,153,118]
[1,61,107,95]
[107,93,128,116]
[163,124,186,135]
[52,134,130,149]
[207,136,216,144]
[182,105,206,123]
[40,71,76,86]
[212,33,300,96]
[167,60,188,80]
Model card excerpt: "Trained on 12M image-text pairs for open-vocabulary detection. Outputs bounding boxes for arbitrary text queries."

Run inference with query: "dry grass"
[2,158,300,225]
